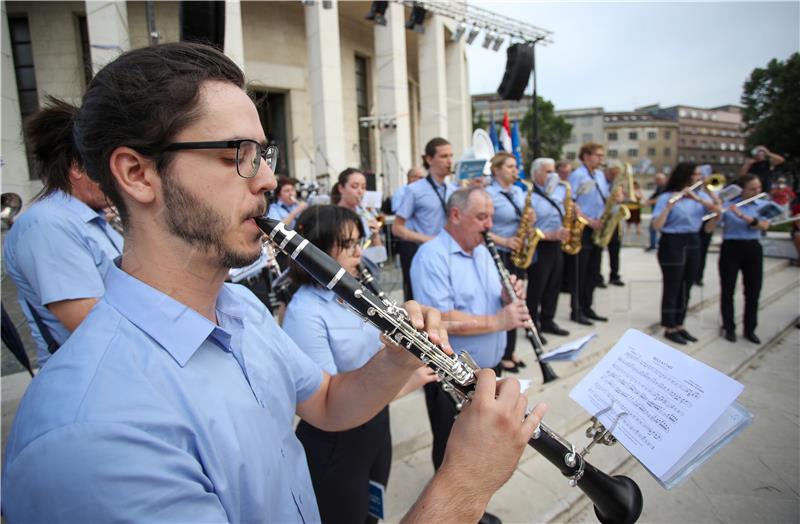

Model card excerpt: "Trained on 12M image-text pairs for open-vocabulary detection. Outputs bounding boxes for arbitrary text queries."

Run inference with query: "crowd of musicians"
[2,41,796,524]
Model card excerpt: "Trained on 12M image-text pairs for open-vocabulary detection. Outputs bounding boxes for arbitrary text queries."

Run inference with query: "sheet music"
[539,333,596,362]
[570,329,743,478]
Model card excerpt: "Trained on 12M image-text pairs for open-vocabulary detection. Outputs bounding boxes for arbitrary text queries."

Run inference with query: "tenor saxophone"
[561,180,587,255]
[510,181,546,269]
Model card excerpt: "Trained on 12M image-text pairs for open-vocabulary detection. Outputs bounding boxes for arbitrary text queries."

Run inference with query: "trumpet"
[256,215,643,524]
[702,192,768,221]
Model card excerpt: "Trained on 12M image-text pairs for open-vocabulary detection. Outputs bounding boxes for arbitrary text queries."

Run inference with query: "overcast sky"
[466,1,799,112]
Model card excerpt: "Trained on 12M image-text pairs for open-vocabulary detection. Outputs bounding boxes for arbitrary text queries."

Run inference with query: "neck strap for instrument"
[533,185,564,219]
[426,175,448,216]
[499,190,523,217]
[585,164,607,203]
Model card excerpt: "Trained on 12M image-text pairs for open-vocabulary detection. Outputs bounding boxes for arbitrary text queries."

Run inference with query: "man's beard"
[161,174,263,269]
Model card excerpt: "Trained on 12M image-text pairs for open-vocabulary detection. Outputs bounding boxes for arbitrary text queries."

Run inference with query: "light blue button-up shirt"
[410,230,505,368]
[395,176,458,237]
[533,183,566,232]
[3,190,123,365]
[2,261,324,523]
[569,164,605,220]
[487,179,525,252]
[391,185,408,214]
[653,191,712,233]
[721,197,769,240]
[267,200,302,229]
[283,284,383,375]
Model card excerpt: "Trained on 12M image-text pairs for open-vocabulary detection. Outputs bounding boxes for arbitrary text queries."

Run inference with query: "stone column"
[445,36,470,158]
[417,13,447,145]
[373,2,412,192]
[304,0,346,178]
[85,1,129,74]
[224,0,245,72]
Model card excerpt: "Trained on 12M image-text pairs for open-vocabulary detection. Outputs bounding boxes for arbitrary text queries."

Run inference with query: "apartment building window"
[608,149,618,158]
[664,147,671,156]
[647,147,656,156]
[628,131,638,140]
[664,130,671,139]
[9,16,39,119]
[582,133,593,143]
[607,131,618,141]
[355,56,371,170]
[77,16,92,87]
[627,148,638,157]
[647,131,656,140]
[566,151,576,160]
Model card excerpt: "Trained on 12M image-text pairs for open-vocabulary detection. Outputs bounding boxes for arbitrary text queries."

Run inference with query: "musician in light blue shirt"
[3,100,123,367]
[704,174,770,344]
[411,186,530,476]
[652,162,720,345]
[267,176,307,229]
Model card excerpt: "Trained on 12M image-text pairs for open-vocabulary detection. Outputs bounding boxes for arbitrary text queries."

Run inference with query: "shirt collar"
[308,284,337,302]
[48,189,105,225]
[103,261,241,367]
[441,229,472,257]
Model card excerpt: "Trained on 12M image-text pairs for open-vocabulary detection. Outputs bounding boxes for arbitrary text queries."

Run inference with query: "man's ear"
[109,147,158,205]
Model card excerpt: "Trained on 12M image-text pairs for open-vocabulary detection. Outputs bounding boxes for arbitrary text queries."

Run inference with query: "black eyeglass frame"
[160,139,279,178]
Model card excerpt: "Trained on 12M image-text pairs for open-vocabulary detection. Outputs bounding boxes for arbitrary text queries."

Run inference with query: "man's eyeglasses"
[161,139,279,178]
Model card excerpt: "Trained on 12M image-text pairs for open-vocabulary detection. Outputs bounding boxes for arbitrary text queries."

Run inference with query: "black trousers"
[573,228,601,315]
[607,227,621,280]
[719,239,763,334]
[527,241,563,326]
[657,233,701,328]
[697,228,713,283]
[296,407,391,524]
[397,240,419,302]
[499,251,525,361]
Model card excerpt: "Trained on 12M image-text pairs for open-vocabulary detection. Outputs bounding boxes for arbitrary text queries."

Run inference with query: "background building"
[555,107,604,162]
[602,111,679,187]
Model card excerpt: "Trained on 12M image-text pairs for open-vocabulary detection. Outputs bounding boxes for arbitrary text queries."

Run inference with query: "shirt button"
[281,448,286,458]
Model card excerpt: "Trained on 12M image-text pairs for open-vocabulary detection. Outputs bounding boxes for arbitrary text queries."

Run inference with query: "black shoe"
[596,281,608,289]
[570,313,594,326]
[744,332,761,344]
[610,278,625,287]
[583,309,608,322]
[678,329,698,343]
[479,512,502,524]
[724,329,737,342]
[665,331,688,345]
[514,359,527,369]
[645,246,655,252]
[541,322,570,336]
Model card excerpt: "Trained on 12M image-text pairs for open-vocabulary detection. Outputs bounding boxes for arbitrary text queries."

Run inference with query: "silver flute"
[255,216,643,524]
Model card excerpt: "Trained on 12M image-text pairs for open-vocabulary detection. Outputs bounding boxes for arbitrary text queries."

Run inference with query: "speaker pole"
[530,38,542,159]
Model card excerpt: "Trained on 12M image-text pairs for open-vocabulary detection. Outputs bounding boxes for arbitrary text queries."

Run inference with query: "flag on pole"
[499,111,512,152]
[488,115,500,153]
[511,120,526,179]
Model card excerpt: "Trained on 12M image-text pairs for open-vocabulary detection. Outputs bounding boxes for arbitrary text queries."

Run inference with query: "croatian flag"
[499,111,512,153]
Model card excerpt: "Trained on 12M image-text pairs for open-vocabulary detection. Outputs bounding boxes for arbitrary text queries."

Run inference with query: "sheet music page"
[570,329,744,478]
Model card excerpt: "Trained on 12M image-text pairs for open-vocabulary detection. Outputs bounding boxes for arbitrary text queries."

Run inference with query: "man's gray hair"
[446,186,487,216]
[531,157,555,175]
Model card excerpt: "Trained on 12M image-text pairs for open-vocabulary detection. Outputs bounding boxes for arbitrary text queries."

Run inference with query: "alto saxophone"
[593,164,632,248]
[511,181,546,269]
[561,180,587,255]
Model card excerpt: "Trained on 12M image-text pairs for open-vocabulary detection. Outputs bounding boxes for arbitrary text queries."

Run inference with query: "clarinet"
[358,263,387,301]
[482,232,558,384]
[256,216,643,524]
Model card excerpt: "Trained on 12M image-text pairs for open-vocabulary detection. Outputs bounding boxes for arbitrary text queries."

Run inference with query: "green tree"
[472,104,487,132]
[520,96,572,164]
[741,53,800,170]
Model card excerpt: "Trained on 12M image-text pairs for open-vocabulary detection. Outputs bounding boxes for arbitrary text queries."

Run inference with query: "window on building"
[627,148,638,157]
[720,143,727,151]
[9,16,39,119]
[608,149,618,158]
[566,151,576,160]
[608,131,618,141]
[647,131,656,140]
[678,155,685,162]
[582,116,593,126]
[354,55,371,170]
[77,16,92,87]
[250,90,291,177]
[720,157,727,164]
[664,130,672,139]
[628,131,638,140]
[582,133,593,143]
[647,147,656,156]
[664,147,671,156]
[569,134,577,143]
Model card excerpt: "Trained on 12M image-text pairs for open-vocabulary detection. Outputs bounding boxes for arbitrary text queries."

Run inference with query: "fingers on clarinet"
[496,376,520,403]
[474,369,498,399]
[403,300,424,329]
[524,403,548,436]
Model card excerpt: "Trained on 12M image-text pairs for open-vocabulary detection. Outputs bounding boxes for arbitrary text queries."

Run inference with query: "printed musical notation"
[570,329,744,480]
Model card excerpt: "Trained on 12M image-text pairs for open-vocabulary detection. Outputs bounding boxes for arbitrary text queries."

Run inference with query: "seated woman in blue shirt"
[704,174,770,344]
[652,162,721,345]
[282,205,434,524]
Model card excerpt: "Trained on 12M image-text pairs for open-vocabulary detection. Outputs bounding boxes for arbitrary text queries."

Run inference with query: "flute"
[482,231,558,384]
[667,180,703,205]
[702,192,768,221]
[255,216,643,524]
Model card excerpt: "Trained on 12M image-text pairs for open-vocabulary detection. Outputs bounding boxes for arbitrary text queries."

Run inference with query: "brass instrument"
[1,193,23,229]
[510,181,546,270]
[705,174,727,193]
[702,192,768,221]
[593,163,632,248]
[561,181,587,255]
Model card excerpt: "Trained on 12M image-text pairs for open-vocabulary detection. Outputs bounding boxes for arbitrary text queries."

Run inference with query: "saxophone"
[510,181,546,269]
[593,163,632,248]
[561,180,587,255]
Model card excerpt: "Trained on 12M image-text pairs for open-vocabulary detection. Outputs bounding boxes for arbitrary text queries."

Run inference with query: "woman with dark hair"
[332,168,384,252]
[651,162,721,345]
[704,174,770,343]
[282,205,434,524]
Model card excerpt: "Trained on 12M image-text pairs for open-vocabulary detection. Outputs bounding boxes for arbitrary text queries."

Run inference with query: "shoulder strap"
[499,190,523,217]
[533,185,564,219]
[25,300,60,354]
[426,175,448,216]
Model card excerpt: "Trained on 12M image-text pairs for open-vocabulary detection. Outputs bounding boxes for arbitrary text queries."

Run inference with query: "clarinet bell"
[591,475,643,524]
